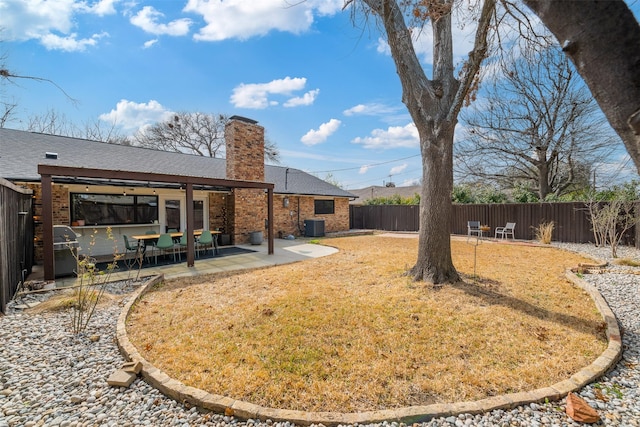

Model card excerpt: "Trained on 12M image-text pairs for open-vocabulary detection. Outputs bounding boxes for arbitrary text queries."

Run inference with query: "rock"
[89,335,100,342]
[566,392,600,423]
[122,361,143,374]
[106,370,136,388]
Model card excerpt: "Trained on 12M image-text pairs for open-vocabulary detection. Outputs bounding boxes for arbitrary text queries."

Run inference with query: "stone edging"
[116,271,622,426]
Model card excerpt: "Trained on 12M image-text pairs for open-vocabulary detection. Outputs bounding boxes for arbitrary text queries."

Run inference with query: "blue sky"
[1,0,638,190]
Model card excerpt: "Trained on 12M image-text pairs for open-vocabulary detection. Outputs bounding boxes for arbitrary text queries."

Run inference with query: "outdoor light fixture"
[283,197,289,208]
[85,186,89,192]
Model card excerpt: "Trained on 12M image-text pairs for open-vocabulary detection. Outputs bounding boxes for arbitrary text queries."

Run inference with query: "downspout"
[297,196,302,235]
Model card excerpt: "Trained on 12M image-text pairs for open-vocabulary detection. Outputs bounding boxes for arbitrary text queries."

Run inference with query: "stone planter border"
[116,268,621,425]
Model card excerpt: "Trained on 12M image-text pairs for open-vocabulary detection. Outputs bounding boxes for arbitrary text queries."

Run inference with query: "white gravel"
[1,242,639,427]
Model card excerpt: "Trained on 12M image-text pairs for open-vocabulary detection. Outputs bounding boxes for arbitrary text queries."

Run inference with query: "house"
[0,116,355,279]
[349,185,421,204]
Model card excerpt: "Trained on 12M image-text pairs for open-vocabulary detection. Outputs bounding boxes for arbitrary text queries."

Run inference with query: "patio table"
[131,230,220,259]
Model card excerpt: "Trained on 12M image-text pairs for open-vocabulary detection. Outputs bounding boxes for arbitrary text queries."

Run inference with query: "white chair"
[467,221,481,241]
[495,222,516,239]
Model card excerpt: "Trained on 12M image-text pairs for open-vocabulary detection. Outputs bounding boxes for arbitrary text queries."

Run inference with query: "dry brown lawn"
[126,235,607,412]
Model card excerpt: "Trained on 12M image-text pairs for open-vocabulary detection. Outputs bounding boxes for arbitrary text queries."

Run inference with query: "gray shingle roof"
[348,185,421,204]
[0,128,355,198]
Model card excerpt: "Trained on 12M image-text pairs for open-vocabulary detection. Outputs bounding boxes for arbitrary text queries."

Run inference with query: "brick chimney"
[224,116,266,244]
[225,115,265,181]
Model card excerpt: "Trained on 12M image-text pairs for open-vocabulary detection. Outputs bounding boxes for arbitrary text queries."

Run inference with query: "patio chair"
[177,233,191,261]
[141,230,157,252]
[154,233,178,264]
[467,221,481,241]
[123,235,143,268]
[495,222,516,239]
[196,229,215,257]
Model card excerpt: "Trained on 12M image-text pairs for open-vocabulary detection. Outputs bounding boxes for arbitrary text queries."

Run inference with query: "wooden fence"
[0,179,34,314]
[350,201,638,247]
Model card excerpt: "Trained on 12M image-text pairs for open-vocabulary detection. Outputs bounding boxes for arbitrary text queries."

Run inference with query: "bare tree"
[26,108,129,144]
[457,45,616,200]
[133,112,280,163]
[522,0,640,175]
[0,98,16,128]
[81,117,131,145]
[586,182,639,257]
[345,0,497,283]
[27,109,80,136]
[1,67,78,106]
[0,48,18,128]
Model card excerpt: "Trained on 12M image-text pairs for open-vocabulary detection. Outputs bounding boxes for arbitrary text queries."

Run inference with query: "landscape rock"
[122,360,143,374]
[107,369,137,388]
[566,392,600,423]
[1,244,639,427]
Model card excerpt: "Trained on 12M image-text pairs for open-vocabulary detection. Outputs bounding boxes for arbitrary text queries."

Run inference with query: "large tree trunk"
[537,159,550,200]
[523,0,640,174]
[411,123,460,283]
[358,0,493,284]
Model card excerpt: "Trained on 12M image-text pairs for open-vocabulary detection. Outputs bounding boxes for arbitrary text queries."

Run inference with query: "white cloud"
[99,99,174,133]
[78,0,119,16]
[343,102,401,117]
[183,0,343,41]
[359,165,371,174]
[401,177,421,186]
[230,77,314,109]
[390,163,408,175]
[283,89,320,107]
[594,153,639,187]
[130,6,192,36]
[0,0,116,51]
[143,39,158,49]
[301,119,341,146]
[40,31,107,52]
[352,123,419,150]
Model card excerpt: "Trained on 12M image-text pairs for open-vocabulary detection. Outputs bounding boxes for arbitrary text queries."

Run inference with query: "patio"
[32,238,339,288]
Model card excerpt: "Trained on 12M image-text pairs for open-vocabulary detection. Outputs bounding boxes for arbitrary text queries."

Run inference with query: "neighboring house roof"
[0,128,355,198]
[348,185,421,204]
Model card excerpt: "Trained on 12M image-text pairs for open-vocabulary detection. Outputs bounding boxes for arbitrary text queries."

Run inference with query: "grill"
[53,225,79,277]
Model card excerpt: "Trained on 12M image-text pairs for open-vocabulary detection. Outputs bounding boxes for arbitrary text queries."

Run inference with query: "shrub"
[534,221,554,244]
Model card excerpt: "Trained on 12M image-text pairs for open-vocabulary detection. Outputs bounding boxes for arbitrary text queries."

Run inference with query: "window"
[314,199,334,215]
[71,193,159,225]
[193,200,204,229]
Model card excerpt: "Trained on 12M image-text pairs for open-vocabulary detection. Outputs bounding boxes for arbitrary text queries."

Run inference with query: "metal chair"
[467,221,481,241]
[123,235,142,268]
[495,222,516,239]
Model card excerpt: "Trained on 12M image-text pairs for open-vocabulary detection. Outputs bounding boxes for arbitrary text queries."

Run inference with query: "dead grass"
[126,236,607,412]
[28,288,117,314]
[613,257,640,267]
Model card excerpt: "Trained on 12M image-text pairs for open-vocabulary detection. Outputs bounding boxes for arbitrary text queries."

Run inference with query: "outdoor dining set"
[122,230,220,267]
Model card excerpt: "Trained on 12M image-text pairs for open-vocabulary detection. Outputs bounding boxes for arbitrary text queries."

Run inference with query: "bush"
[534,221,554,244]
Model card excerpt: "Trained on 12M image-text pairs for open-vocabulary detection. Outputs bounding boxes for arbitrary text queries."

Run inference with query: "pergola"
[38,164,274,281]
